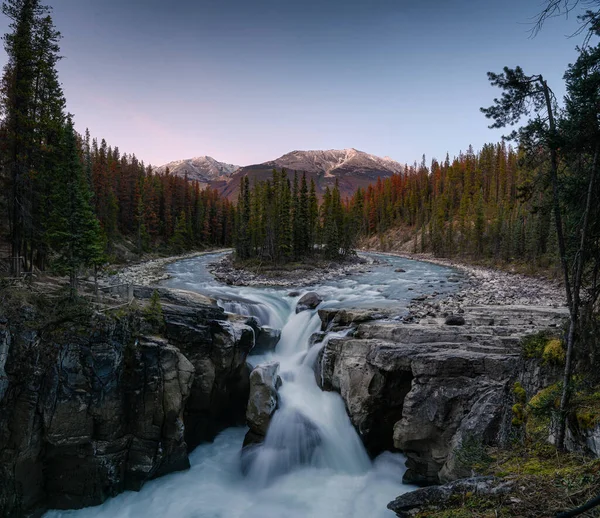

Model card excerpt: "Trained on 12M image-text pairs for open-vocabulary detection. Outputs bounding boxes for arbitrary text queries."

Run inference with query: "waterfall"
[243,312,371,486]
[44,251,459,518]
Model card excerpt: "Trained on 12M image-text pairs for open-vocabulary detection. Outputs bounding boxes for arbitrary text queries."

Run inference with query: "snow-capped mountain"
[269,148,404,178]
[156,149,404,199]
[154,156,240,185]
[220,148,404,199]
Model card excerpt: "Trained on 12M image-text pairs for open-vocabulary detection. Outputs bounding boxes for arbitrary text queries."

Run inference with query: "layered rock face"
[0,288,254,516]
[317,304,567,485]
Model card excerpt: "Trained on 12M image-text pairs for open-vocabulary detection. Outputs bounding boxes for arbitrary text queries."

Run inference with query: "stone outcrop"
[243,362,282,447]
[296,292,323,313]
[244,317,281,354]
[0,287,254,516]
[161,301,253,450]
[387,476,514,517]
[317,304,568,485]
[318,308,391,331]
[254,326,281,354]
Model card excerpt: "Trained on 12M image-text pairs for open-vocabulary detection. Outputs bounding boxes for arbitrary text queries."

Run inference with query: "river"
[46,252,460,518]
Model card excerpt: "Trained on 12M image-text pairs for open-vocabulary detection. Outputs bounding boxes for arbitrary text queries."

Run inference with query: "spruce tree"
[170,210,188,253]
[1,0,65,274]
[46,118,104,295]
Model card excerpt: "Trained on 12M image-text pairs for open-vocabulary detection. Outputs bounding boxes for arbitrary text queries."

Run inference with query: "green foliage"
[513,382,527,404]
[454,434,493,472]
[46,119,105,293]
[542,339,565,366]
[143,290,164,329]
[521,331,554,359]
[234,170,356,264]
[170,210,190,253]
[512,403,526,427]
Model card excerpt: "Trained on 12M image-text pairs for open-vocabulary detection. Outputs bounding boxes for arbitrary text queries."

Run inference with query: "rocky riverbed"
[380,251,566,322]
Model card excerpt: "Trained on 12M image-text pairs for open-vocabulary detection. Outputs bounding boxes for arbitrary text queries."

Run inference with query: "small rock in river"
[445,315,466,326]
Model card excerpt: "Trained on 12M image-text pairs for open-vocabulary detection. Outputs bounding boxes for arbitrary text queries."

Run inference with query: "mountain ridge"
[155,148,405,199]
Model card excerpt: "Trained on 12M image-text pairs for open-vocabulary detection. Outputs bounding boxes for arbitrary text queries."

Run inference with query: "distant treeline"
[87,140,234,256]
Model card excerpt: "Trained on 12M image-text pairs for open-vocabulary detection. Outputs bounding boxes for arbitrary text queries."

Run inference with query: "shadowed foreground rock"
[387,477,514,517]
[0,288,253,516]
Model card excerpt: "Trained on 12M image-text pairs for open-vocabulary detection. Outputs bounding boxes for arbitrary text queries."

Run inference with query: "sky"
[0,0,587,167]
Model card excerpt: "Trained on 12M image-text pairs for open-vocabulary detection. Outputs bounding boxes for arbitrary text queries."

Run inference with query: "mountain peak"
[155,148,404,200]
[154,156,240,184]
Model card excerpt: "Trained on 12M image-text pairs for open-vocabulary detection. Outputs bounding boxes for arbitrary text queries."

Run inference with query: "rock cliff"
[0,287,254,516]
[316,304,568,485]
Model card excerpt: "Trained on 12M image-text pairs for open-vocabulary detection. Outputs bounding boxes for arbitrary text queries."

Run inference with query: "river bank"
[101,248,231,286]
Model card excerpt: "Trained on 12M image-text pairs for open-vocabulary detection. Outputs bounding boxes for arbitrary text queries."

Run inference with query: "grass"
[413,448,600,517]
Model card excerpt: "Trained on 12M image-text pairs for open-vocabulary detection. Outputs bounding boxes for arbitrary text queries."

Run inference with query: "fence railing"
[79,281,135,311]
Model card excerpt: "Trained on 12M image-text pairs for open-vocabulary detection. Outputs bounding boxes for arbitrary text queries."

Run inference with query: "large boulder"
[243,316,281,354]
[245,320,281,355]
[295,292,323,313]
[244,362,282,446]
[445,314,466,326]
[318,308,390,331]
[317,304,568,485]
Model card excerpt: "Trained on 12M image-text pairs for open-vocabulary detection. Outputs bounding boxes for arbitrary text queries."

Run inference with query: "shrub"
[542,339,566,366]
[454,434,493,472]
[521,331,554,359]
[144,290,164,329]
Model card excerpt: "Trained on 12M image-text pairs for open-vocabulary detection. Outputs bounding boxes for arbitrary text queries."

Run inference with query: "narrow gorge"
[0,252,574,517]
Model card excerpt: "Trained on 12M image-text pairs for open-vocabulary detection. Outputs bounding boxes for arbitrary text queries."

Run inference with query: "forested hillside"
[0,0,233,286]
[352,144,557,268]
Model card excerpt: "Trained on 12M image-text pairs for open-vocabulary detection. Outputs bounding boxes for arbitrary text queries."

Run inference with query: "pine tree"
[170,210,189,253]
[46,118,104,295]
[1,0,66,274]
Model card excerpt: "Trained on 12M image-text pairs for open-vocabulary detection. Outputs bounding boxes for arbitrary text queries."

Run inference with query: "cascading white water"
[46,252,459,518]
[243,314,371,488]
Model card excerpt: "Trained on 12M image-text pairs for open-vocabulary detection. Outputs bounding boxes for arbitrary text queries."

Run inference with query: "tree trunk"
[556,141,599,448]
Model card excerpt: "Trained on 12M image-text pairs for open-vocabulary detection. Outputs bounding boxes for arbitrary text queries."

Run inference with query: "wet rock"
[309,331,327,347]
[445,314,466,326]
[254,326,281,354]
[244,362,282,442]
[288,291,301,297]
[395,268,406,273]
[244,317,281,355]
[296,292,323,313]
[388,477,514,517]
